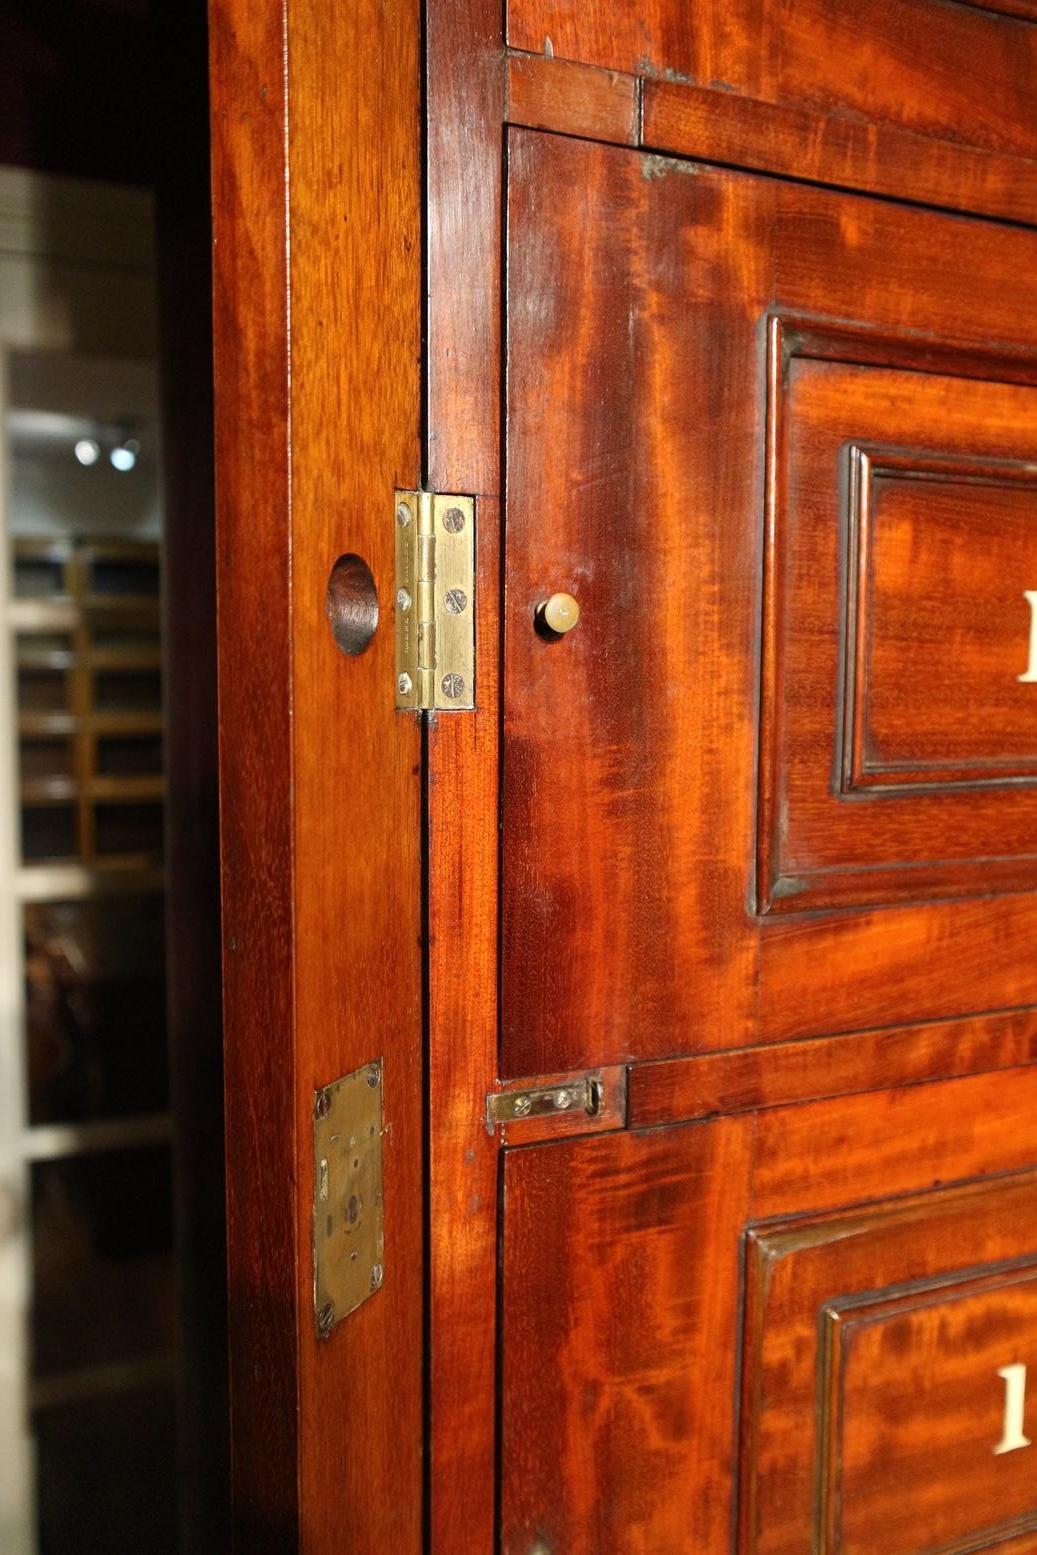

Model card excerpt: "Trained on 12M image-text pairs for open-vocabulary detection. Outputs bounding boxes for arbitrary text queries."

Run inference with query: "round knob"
[536,591,581,636]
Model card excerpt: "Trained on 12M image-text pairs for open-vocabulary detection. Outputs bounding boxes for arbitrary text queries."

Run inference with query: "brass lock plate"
[312,1061,385,1339]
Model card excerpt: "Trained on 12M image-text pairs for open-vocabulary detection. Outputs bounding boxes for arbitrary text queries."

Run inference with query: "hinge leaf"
[395,489,475,712]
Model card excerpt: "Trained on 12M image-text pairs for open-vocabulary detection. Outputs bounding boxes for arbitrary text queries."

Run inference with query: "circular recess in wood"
[326,553,379,657]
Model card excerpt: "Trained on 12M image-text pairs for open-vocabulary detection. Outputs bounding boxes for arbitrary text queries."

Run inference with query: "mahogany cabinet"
[209,0,1037,1549]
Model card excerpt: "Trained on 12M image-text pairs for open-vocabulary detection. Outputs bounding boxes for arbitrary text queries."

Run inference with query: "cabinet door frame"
[209,1,424,1549]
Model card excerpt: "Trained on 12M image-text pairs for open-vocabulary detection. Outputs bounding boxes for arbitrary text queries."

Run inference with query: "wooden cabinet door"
[493,127,1037,1555]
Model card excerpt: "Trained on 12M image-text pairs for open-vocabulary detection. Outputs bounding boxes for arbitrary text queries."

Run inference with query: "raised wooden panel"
[502,130,1037,1078]
[500,1073,1037,1555]
[741,1173,1037,1555]
[824,1271,1037,1554]
[506,0,1037,164]
[759,341,1037,913]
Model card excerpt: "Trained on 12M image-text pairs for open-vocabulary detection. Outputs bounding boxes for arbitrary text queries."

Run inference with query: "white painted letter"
[995,1364,1032,1455]
[1018,593,1037,682]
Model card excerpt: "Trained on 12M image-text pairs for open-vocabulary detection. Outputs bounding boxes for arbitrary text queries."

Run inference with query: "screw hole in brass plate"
[326,553,378,656]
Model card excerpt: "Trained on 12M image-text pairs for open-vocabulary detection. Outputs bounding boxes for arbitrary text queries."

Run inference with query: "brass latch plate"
[486,1073,606,1130]
[394,490,475,712]
[313,1062,385,1339]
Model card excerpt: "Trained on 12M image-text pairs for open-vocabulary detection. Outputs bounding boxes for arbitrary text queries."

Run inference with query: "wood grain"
[425,3,506,1551]
[641,77,1037,227]
[752,1065,1037,1217]
[626,1008,1037,1127]
[209,0,297,1541]
[506,51,638,146]
[210,0,424,1547]
[759,354,1037,913]
[507,0,1037,162]
[742,1170,1037,1554]
[502,129,1037,1079]
[501,1119,754,1555]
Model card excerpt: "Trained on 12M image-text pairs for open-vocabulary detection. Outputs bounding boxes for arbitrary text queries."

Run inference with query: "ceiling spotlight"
[110,438,140,473]
[74,438,101,467]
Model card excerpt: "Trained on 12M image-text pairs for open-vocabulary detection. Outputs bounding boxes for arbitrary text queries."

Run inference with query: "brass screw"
[396,502,411,526]
[554,1090,573,1110]
[317,1302,335,1337]
[398,672,413,697]
[370,1264,384,1291]
[513,1095,532,1118]
[442,506,465,534]
[314,1091,330,1120]
[444,588,468,615]
[441,673,465,700]
[367,1064,381,1087]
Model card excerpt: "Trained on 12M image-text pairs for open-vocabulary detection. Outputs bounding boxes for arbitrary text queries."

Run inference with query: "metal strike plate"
[486,1073,605,1131]
[313,1062,384,1339]
[395,490,475,711]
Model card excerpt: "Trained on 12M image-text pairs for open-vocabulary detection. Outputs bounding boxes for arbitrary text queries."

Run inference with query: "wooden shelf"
[12,537,164,878]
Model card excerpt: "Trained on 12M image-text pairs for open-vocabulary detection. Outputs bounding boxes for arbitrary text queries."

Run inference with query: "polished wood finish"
[502,48,1037,228]
[503,1073,1037,1555]
[507,1,1037,163]
[213,1,1037,1548]
[760,353,1037,911]
[502,1118,754,1555]
[210,0,423,1547]
[502,129,1037,1079]
[425,3,504,1550]
[627,1008,1037,1127]
[506,52,638,147]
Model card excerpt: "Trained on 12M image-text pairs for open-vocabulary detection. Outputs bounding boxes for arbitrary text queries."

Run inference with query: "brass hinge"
[394,490,475,712]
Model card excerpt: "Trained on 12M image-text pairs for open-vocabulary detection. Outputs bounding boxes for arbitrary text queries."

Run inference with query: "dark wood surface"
[210,0,424,1548]
[154,0,228,1545]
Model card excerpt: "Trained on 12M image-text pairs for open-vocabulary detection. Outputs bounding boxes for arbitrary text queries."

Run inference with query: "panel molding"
[842,444,1037,795]
[818,1266,1037,1555]
[758,313,1037,914]
[740,1170,1037,1555]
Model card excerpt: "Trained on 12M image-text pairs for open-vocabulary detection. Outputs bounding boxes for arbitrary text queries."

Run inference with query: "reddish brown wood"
[759,351,1037,913]
[498,1074,1037,1554]
[641,78,1037,227]
[752,1066,1037,1217]
[501,129,1037,1079]
[501,1119,754,1555]
[210,0,424,1547]
[506,51,638,146]
[627,1008,1037,1127]
[742,1171,1037,1554]
[507,0,1037,162]
[426,497,502,1555]
[425,4,505,1552]
[210,1,297,1540]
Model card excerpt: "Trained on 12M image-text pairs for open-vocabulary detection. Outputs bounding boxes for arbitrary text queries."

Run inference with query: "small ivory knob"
[537,592,581,635]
